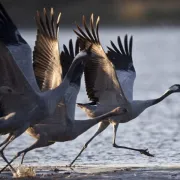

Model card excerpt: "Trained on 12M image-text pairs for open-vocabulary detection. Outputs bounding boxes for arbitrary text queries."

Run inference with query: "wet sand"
[0,165,180,179]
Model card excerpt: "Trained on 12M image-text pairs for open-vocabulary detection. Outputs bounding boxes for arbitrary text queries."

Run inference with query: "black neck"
[152,90,172,105]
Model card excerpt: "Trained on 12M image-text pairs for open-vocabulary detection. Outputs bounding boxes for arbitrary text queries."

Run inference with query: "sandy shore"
[0,165,180,179]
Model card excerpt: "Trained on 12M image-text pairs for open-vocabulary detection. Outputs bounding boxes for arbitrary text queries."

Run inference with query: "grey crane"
[69,14,180,166]
[0,3,94,173]
[0,9,127,172]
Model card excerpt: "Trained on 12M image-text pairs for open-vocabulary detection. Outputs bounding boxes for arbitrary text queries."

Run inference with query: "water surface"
[1,27,180,166]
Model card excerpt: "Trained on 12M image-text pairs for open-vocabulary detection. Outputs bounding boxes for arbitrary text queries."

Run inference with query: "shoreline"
[1,165,180,179]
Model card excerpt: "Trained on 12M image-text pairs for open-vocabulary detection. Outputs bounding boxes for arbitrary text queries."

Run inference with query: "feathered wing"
[60,39,81,120]
[0,3,39,92]
[33,8,62,91]
[32,8,64,125]
[61,39,80,78]
[32,8,81,124]
[74,14,127,106]
[0,41,37,115]
[34,39,80,125]
[107,36,136,101]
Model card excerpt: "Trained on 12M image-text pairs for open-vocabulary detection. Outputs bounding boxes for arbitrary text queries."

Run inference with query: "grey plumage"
[70,14,180,166]
[0,4,92,173]
[0,9,126,171]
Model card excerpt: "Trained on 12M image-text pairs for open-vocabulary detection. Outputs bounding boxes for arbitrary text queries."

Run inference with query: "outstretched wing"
[74,14,127,105]
[107,36,136,101]
[40,39,80,124]
[0,41,38,115]
[61,39,81,120]
[61,39,80,79]
[0,3,39,92]
[33,8,62,91]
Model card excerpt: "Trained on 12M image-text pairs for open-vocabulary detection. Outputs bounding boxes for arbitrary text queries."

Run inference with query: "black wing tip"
[61,39,80,78]
[0,2,9,18]
[62,39,80,58]
[0,2,15,27]
[76,103,84,108]
[69,39,73,44]
[75,38,80,55]
[0,3,28,45]
[77,101,97,106]
[106,46,116,53]
[107,35,135,72]
[108,35,133,57]
[63,44,69,55]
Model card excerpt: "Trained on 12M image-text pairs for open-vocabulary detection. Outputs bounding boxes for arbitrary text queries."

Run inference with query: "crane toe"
[140,149,154,157]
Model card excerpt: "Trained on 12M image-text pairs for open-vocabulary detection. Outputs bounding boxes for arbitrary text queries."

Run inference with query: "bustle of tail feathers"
[76,103,96,118]
[77,102,97,106]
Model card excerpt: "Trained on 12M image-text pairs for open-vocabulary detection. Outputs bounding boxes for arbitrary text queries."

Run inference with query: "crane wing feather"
[74,14,127,105]
[107,35,136,101]
[0,3,40,92]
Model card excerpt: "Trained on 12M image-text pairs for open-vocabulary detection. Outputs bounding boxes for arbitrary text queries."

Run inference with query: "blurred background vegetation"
[1,0,180,28]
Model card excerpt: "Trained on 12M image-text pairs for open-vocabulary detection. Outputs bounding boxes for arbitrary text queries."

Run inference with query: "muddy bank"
[0,165,180,179]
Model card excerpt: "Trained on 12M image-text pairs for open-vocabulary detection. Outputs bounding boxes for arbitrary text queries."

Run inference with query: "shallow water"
[1,27,180,167]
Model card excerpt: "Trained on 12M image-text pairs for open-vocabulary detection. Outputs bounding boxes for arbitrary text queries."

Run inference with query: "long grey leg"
[69,121,110,167]
[112,124,154,157]
[0,123,30,174]
[20,153,26,165]
[20,138,54,165]
[0,135,17,174]
[0,133,13,148]
[1,133,54,173]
